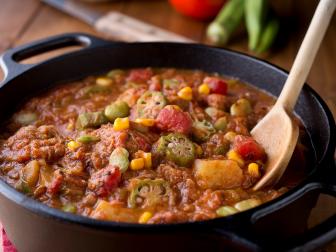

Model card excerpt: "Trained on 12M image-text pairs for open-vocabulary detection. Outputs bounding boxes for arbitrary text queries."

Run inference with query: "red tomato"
[204,77,228,95]
[47,171,63,195]
[127,68,153,83]
[169,0,226,20]
[89,165,121,197]
[233,135,265,161]
[156,105,193,134]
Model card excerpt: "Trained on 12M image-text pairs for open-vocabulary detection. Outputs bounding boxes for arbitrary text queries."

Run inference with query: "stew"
[0,68,309,224]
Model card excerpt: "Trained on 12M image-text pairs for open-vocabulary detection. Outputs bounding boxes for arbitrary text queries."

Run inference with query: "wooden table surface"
[0,0,335,251]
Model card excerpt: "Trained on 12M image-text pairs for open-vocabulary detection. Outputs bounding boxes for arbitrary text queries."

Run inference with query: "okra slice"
[192,120,216,142]
[104,101,130,122]
[128,178,171,208]
[109,147,130,173]
[135,91,167,119]
[154,133,196,167]
[76,111,108,129]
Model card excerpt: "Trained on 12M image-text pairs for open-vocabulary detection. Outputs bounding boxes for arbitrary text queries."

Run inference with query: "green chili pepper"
[76,135,100,143]
[109,147,130,173]
[128,178,171,208]
[192,120,216,142]
[76,111,108,129]
[245,0,268,51]
[153,133,196,167]
[135,91,167,119]
[104,101,130,122]
[256,17,279,54]
[206,0,245,45]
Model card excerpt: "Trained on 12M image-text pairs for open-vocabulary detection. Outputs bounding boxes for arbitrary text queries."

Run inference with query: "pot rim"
[0,40,334,232]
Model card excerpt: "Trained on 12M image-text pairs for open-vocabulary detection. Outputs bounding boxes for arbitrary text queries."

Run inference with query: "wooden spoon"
[252,0,336,190]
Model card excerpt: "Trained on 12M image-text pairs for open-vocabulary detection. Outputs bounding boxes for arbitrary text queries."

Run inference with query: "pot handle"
[0,33,111,83]
[213,162,336,251]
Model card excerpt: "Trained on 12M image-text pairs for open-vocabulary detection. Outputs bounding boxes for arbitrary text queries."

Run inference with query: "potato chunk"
[193,159,243,189]
[91,200,141,222]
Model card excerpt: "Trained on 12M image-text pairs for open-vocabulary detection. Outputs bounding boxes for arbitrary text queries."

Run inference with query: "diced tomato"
[156,105,193,135]
[88,165,121,197]
[48,170,63,195]
[127,68,153,83]
[233,135,265,161]
[204,77,228,95]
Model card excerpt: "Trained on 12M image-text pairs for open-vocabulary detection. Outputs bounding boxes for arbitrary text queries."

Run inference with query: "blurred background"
[0,0,335,251]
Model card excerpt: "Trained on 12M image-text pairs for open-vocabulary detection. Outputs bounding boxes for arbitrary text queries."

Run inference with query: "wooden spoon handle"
[276,0,336,112]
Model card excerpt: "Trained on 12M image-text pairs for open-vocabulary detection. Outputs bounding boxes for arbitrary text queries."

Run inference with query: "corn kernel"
[135,118,155,127]
[130,158,145,170]
[224,131,237,142]
[248,163,260,178]
[67,141,81,151]
[113,117,130,131]
[96,77,113,86]
[66,122,74,131]
[139,211,153,224]
[143,152,152,169]
[177,86,193,101]
[198,83,210,95]
[227,150,244,166]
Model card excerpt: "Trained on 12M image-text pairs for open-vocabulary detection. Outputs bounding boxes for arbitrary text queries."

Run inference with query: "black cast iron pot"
[0,33,335,252]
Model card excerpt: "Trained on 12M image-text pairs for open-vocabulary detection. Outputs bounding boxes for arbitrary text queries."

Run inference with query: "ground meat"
[202,133,230,157]
[62,173,88,200]
[207,94,230,110]
[148,210,189,224]
[157,164,200,203]
[227,117,250,135]
[117,87,146,107]
[0,125,65,163]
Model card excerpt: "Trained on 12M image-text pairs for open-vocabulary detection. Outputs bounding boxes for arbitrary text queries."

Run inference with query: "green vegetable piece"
[76,111,108,129]
[109,147,129,173]
[234,198,261,211]
[62,204,77,213]
[15,112,37,125]
[192,120,216,142]
[206,0,245,45]
[128,178,171,208]
[245,0,268,51]
[104,101,130,122]
[107,69,125,78]
[256,17,280,54]
[216,206,239,217]
[230,98,252,116]
[154,133,196,167]
[163,79,179,90]
[76,135,100,143]
[80,85,110,97]
[135,91,167,119]
[214,117,228,131]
